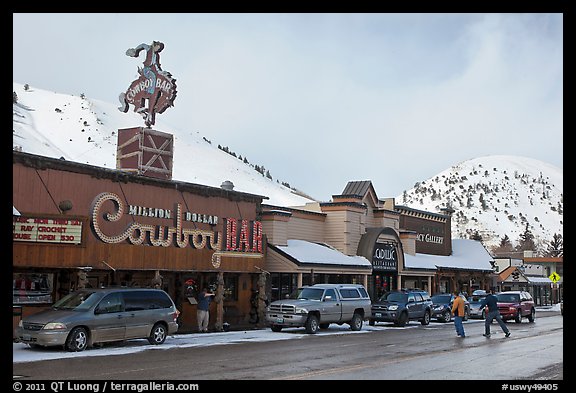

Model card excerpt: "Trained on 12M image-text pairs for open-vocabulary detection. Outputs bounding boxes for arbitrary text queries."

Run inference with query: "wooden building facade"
[13,151,267,334]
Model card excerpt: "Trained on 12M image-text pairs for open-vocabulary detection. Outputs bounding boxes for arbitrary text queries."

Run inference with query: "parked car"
[468,289,488,319]
[496,290,536,323]
[430,293,470,322]
[265,283,371,334]
[14,287,180,352]
[369,289,432,327]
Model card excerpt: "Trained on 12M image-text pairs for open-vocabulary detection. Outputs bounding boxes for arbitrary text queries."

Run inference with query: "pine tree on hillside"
[470,231,483,241]
[499,234,513,249]
[491,234,514,257]
[545,233,563,257]
[516,223,536,252]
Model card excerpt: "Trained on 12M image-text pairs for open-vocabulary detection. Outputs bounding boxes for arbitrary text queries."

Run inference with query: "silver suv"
[14,288,180,352]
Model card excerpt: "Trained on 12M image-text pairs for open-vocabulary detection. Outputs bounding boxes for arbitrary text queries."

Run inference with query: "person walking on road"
[197,287,215,333]
[451,289,466,338]
[479,288,511,338]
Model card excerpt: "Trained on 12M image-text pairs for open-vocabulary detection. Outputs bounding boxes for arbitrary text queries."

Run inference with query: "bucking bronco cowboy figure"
[118,41,177,127]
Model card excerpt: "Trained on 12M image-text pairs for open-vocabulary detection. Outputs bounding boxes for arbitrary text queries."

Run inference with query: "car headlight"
[43,322,67,330]
[388,305,398,311]
[295,307,308,314]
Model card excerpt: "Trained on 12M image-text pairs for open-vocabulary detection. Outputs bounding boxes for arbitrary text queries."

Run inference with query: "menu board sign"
[13,217,82,244]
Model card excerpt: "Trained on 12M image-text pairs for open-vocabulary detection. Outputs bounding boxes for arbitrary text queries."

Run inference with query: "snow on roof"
[276,239,372,267]
[404,239,494,271]
[527,276,553,284]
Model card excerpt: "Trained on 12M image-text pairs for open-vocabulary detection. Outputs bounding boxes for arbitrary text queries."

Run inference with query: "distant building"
[262,180,495,301]
[493,256,561,305]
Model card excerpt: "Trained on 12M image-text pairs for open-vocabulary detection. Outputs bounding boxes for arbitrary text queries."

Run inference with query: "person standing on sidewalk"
[451,289,466,337]
[479,288,511,338]
[197,287,215,333]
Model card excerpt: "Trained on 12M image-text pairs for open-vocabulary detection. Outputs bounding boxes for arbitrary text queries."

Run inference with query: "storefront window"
[190,273,238,302]
[270,273,298,302]
[13,273,54,304]
[223,274,238,301]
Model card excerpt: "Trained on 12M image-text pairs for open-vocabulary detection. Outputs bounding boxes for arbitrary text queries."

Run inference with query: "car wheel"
[349,313,363,331]
[271,325,282,332]
[515,309,522,323]
[148,323,167,345]
[421,310,431,325]
[528,308,535,323]
[481,310,486,319]
[395,312,409,327]
[305,315,319,334]
[442,310,451,323]
[65,327,88,352]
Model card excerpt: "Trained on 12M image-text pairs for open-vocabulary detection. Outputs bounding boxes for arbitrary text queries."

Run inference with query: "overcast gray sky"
[12,13,563,201]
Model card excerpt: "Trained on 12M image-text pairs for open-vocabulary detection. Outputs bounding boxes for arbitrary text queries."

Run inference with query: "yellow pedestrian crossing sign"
[549,272,561,283]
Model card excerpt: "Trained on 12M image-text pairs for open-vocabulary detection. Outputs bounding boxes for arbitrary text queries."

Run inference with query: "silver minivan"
[15,287,180,352]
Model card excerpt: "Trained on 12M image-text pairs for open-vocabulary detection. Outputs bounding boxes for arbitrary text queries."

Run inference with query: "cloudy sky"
[12,13,563,201]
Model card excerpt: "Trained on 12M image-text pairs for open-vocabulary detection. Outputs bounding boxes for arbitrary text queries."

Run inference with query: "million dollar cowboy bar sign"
[91,192,263,268]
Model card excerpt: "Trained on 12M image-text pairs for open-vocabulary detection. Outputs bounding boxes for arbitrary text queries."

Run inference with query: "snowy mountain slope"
[13,83,563,251]
[396,155,563,250]
[12,82,315,207]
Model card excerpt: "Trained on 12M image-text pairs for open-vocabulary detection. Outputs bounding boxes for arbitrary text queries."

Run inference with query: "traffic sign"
[549,272,561,283]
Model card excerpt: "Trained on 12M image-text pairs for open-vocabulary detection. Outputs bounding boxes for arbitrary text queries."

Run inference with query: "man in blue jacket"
[479,288,511,338]
[197,287,215,333]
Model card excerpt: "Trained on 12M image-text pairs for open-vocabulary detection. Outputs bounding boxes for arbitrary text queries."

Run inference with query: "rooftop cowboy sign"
[118,41,177,127]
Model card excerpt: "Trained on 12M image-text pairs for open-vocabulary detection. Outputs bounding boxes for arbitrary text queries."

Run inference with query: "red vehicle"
[496,291,536,323]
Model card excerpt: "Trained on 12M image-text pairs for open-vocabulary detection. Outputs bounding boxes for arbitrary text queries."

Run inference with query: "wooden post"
[215,272,224,331]
[257,272,268,328]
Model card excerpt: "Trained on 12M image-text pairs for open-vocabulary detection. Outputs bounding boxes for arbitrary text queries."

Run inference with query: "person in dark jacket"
[197,287,215,333]
[479,289,511,338]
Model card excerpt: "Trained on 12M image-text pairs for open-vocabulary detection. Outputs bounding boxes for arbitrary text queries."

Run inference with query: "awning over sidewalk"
[404,239,494,271]
[267,239,372,274]
[527,276,553,285]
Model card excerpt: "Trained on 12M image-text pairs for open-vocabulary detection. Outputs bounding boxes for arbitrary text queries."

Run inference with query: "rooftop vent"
[221,180,234,191]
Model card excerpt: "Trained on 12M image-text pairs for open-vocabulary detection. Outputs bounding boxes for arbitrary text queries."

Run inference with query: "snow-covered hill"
[396,155,563,251]
[13,82,562,252]
[12,82,315,207]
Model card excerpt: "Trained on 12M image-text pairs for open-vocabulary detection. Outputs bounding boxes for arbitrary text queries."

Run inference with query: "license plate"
[22,334,31,341]
[375,313,382,317]
[276,318,284,323]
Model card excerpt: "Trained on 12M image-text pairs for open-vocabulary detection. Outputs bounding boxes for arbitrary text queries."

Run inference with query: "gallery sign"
[13,217,83,244]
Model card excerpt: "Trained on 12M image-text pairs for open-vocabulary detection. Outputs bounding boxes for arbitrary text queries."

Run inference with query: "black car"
[431,293,470,322]
[369,289,432,327]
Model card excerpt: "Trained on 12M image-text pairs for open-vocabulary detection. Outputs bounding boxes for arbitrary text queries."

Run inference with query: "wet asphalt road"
[13,312,562,381]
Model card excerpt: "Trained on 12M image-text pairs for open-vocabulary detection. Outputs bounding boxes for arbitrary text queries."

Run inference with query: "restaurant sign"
[372,242,397,271]
[91,192,263,268]
[13,217,82,244]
